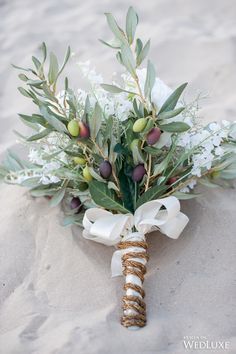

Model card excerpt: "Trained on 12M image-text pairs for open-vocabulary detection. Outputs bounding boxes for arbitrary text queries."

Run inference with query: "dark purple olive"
[99,160,112,179]
[167,176,178,185]
[70,197,82,211]
[146,127,161,145]
[132,164,146,182]
[79,122,90,138]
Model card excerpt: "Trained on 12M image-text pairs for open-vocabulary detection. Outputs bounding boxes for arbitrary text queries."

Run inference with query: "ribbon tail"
[111,249,123,277]
[159,212,189,239]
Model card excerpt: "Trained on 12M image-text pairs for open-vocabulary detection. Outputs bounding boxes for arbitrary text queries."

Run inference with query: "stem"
[145,154,152,191]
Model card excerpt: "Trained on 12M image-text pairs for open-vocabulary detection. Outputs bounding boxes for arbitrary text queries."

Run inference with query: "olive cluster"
[131,117,162,182]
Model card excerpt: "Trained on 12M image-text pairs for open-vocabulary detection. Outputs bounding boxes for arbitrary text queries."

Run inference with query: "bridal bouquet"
[1,7,236,328]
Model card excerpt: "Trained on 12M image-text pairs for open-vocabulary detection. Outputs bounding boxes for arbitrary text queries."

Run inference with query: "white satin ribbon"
[82,196,189,276]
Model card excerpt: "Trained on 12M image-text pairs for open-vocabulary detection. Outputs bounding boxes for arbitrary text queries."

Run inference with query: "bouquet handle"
[118,235,149,328]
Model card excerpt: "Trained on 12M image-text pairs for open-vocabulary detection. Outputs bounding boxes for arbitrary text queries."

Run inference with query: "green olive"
[132,118,147,133]
[67,120,80,137]
[73,157,86,165]
[130,139,141,151]
[83,166,93,182]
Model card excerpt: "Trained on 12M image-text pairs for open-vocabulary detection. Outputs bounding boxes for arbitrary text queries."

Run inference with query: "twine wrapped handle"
[82,197,189,328]
[118,239,149,328]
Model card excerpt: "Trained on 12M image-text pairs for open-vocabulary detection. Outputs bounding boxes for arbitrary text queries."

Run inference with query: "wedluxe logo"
[183,336,230,351]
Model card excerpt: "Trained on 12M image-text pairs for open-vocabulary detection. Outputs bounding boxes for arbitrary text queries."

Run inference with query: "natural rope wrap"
[118,239,149,328]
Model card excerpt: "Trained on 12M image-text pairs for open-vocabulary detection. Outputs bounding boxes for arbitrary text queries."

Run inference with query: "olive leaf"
[18,113,47,128]
[18,73,28,81]
[18,87,32,98]
[158,107,185,120]
[48,52,59,84]
[89,180,130,214]
[158,83,188,114]
[89,102,103,139]
[136,185,168,208]
[159,122,190,133]
[135,38,143,57]
[99,38,121,49]
[126,6,138,45]
[27,128,53,141]
[101,83,136,95]
[40,106,68,133]
[57,46,71,79]
[173,191,201,200]
[105,13,126,44]
[136,39,150,67]
[144,60,156,99]
[49,188,66,207]
[120,44,136,77]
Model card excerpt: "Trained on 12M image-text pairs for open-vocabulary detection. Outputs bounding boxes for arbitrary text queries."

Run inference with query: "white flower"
[215,146,224,156]
[151,77,173,110]
[28,148,44,165]
[43,161,61,174]
[180,179,197,193]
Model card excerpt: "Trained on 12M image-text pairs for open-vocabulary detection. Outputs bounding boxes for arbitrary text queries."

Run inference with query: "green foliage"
[158,83,188,114]
[89,180,130,213]
[159,122,190,133]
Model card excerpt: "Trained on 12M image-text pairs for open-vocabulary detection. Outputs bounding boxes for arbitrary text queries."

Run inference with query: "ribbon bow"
[82,196,189,276]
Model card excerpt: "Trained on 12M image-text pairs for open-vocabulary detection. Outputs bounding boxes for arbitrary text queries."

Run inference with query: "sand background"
[0,0,236,353]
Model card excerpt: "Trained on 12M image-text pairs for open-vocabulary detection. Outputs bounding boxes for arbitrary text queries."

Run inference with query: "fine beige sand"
[0,1,236,353]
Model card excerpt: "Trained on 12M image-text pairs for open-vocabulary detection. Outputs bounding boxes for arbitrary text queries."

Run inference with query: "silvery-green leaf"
[153,157,169,176]
[18,87,32,98]
[136,39,150,67]
[116,51,123,65]
[101,84,125,94]
[159,83,188,113]
[18,113,47,127]
[40,42,47,63]
[89,102,103,139]
[18,73,28,81]
[27,79,45,87]
[158,107,185,120]
[49,188,66,207]
[12,63,37,75]
[32,56,41,70]
[0,166,8,179]
[135,38,143,57]
[105,13,126,44]
[159,122,190,133]
[57,46,71,79]
[21,177,41,188]
[4,153,22,171]
[40,106,68,133]
[99,38,121,49]
[108,181,120,192]
[198,178,218,188]
[132,143,145,165]
[219,165,236,179]
[88,167,105,182]
[48,52,59,84]
[120,44,136,77]
[143,146,162,156]
[173,191,201,199]
[126,6,138,44]
[144,60,156,98]
[101,83,135,95]
[27,128,53,141]
[62,214,84,227]
[89,180,130,213]
[6,150,34,169]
